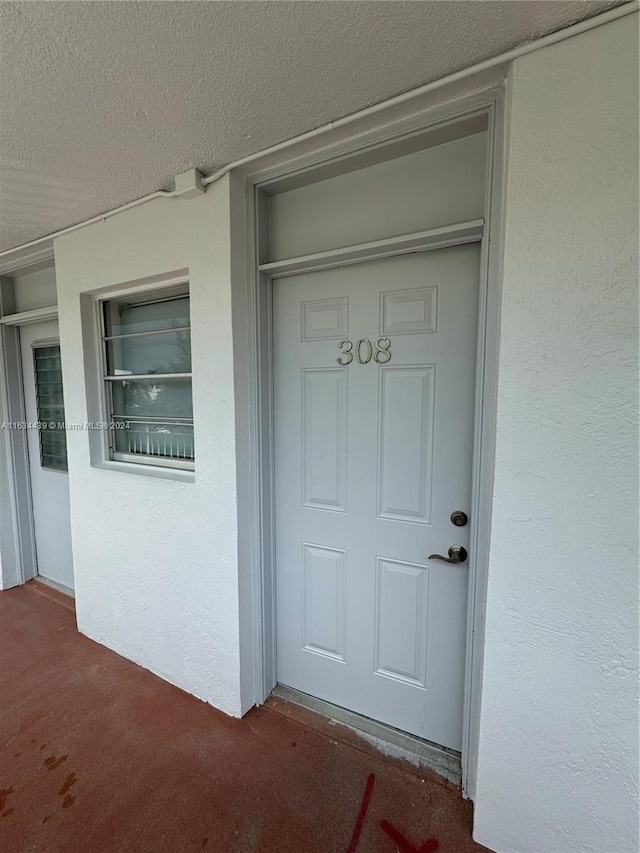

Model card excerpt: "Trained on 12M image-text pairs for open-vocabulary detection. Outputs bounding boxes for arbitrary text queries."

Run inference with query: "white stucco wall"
[475,16,639,853]
[54,176,254,717]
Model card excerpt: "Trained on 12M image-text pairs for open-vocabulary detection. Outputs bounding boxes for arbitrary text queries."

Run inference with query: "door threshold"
[33,575,75,599]
[272,684,462,785]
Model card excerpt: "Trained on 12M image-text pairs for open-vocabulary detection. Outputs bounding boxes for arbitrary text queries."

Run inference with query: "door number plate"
[337,338,392,365]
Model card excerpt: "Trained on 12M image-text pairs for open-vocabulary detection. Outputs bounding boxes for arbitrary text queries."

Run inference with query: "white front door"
[20,319,74,590]
[273,245,479,750]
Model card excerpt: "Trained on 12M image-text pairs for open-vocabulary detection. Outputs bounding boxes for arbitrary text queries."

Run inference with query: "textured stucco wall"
[54,177,253,717]
[475,15,639,853]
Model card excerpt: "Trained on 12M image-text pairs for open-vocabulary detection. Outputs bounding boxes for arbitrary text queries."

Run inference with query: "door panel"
[302,542,347,661]
[377,365,435,523]
[20,320,74,590]
[274,245,479,749]
[302,369,348,511]
[375,557,429,688]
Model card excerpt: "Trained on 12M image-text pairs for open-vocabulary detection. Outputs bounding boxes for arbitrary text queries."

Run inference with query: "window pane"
[109,377,193,419]
[41,453,68,470]
[40,430,67,449]
[35,345,60,357]
[106,330,191,376]
[104,295,190,336]
[35,382,65,400]
[34,348,62,370]
[113,420,195,461]
[34,344,68,471]
[35,403,65,422]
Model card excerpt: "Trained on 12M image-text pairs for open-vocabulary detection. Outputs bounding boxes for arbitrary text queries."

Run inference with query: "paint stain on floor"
[44,755,68,772]
[58,774,76,797]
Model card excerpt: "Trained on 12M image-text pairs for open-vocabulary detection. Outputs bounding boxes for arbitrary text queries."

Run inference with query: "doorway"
[19,318,74,591]
[248,100,503,788]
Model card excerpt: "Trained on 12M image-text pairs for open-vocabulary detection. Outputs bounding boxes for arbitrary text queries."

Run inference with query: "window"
[34,343,68,471]
[101,286,195,470]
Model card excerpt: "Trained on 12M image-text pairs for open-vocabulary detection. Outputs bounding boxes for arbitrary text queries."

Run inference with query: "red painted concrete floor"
[0,582,491,853]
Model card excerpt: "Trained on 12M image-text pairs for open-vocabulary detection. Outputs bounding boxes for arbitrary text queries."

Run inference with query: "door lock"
[428,545,468,565]
[450,511,468,527]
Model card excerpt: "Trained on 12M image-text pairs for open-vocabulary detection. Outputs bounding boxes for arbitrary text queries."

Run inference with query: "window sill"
[92,459,195,484]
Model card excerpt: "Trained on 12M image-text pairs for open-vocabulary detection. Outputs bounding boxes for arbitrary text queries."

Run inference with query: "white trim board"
[243,87,505,801]
[0,306,58,326]
[258,220,484,277]
[0,245,55,277]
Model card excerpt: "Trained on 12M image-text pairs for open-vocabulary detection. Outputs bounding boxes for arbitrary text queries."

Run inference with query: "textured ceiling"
[0,0,623,254]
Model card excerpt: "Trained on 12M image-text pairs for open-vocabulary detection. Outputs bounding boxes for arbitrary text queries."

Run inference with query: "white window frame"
[99,283,195,472]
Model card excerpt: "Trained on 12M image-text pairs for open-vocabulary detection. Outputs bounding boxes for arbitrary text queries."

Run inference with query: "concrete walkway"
[0,582,490,853]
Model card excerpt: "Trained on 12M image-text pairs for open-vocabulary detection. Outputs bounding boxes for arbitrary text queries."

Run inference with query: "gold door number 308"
[337,338,392,365]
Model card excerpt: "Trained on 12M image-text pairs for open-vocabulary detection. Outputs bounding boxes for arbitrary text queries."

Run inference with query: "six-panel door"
[274,245,480,749]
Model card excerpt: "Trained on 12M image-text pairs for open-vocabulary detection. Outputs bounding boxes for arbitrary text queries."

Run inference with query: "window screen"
[33,344,68,471]
[102,288,194,469]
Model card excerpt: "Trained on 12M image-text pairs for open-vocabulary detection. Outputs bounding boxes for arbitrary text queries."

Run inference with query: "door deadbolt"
[450,511,468,527]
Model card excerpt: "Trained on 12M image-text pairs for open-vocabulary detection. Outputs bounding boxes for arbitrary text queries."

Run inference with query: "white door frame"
[243,87,505,799]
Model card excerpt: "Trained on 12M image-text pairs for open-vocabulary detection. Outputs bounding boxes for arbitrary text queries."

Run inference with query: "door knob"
[428,545,468,564]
